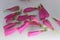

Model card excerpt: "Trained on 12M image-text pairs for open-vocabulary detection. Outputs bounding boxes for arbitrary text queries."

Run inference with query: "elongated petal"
[4,22,17,30]
[18,21,30,33]
[53,18,60,26]
[39,4,49,20]
[43,19,54,30]
[17,15,28,21]
[5,28,17,36]
[28,30,44,37]
[17,15,36,21]
[23,7,37,13]
[6,6,19,12]
[29,16,42,26]
[5,12,18,23]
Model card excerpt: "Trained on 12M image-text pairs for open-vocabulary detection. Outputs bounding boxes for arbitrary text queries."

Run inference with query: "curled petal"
[28,30,44,37]
[6,6,19,12]
[18,21,30,33]
[43,19,54,30]
[39,4,49,20]
[23,7,37,13]
[53,18,60,26]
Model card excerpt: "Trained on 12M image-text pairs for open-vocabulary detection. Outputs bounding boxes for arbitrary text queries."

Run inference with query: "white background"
[0,0,60,40]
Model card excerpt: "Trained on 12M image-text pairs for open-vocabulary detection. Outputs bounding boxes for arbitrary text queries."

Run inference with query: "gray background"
[0,0,60,40]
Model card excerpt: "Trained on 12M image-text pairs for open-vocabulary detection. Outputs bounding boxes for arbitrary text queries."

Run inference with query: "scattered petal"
[38,4,49,20]
[43,19,54,30]
[5,12,18,23]
[18,21,30,33]
[6,6,19,12]
[4,22,17,30]
[28,30,44,37]
[23,7,37,13]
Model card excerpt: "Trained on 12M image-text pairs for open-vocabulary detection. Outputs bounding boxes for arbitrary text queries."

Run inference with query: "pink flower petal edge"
[28,30,44,37]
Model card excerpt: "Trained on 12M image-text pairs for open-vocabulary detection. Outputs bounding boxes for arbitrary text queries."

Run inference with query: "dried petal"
[23,7,37,13]
[28,30,44,37]
[53,18,60,26]
[43,19,54,30]
[6,6,19,12]
[38,4,49,20]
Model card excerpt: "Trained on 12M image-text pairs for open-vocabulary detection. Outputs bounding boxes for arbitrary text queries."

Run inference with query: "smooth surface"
[0,0,60,40]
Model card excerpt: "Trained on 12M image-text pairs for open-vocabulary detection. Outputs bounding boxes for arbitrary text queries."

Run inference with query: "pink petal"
[43,19,54,30]
[18,21,30,33]
[29,17,42,26]
[6,6,19,12]
[23,7,37,13]
[17,15,28,21]
[5,28,17,36]
[4,22,17,30]
[53,18,60,26]
[39,4,49,20]
[28,30,44,37]
[17,15,36,21]
[5,12,18,23]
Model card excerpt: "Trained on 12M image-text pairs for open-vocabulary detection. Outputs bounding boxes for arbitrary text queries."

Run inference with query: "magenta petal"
[53,18,60,26]
[6,6,19,12]
[39,4,49,20]
[23,7,37,13]
[28,30,44,37]
[5,28,17,36]
[18,21,30,33]
[5,12,18,23]
[17,15,28,21]
[43,19,54,30]
[4,22,17,30]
